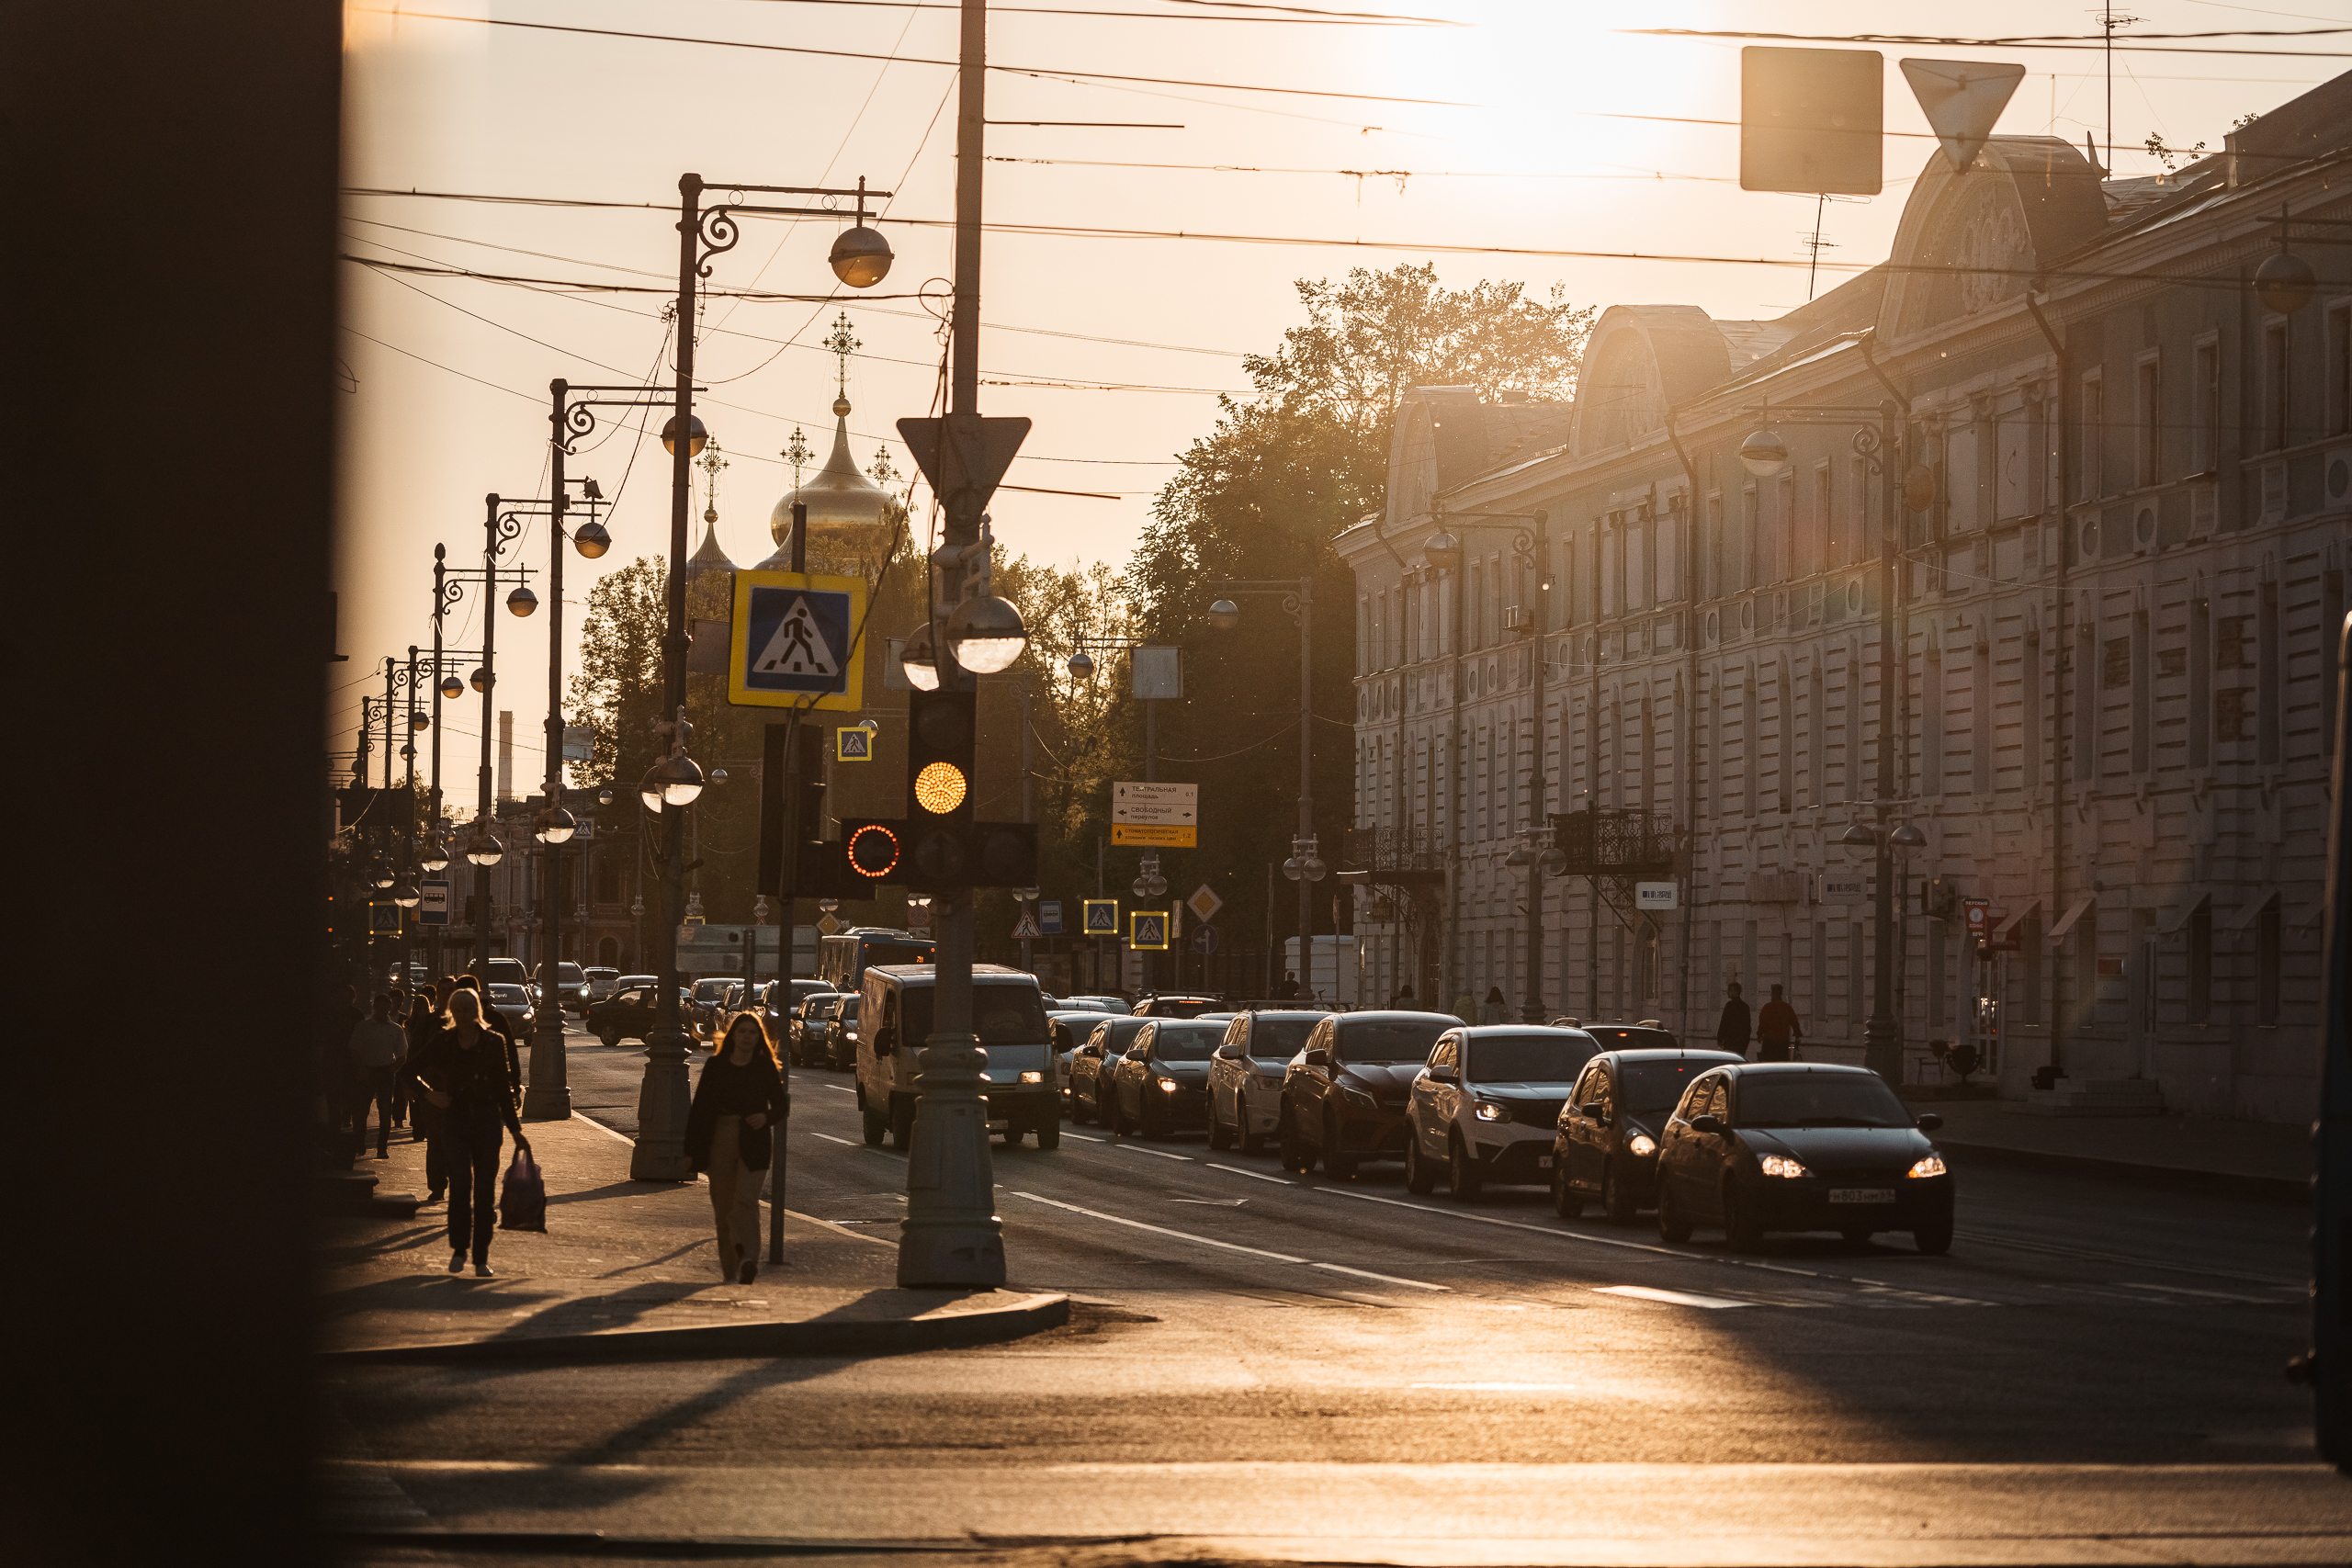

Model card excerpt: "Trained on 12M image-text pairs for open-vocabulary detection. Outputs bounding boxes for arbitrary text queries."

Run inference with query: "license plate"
[1828,1188,1895,1204]
[1537,1156,1554,1169]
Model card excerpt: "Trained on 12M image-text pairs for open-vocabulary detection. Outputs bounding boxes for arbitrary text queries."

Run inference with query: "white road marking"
[1206,1163,1296,1186]
[1064,1133,1106,1143]
[1119,1145,1193,1162]
[1412,1382,1579,1390]
[1012,1190,1448,1292]
[823,1084,856,1095]
[570,1112,632,1145]
[812,1133,856,1146]
[1171,1198,1249,1207]
[2114,1281,2289,1306]
[1596,1284,1754,1310]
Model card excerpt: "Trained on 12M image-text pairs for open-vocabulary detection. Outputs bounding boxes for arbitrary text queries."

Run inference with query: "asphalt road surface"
[328,1025,2347,1564]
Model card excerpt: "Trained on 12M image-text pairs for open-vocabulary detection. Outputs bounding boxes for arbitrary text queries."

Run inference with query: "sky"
[333,0,2341,805]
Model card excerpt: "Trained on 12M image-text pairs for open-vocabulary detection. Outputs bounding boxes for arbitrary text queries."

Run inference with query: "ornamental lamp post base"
[897,1030,1006,1289]
[1863,1013,1904,1085]
[629,1022,697,1180]
[522,1017,572,1121]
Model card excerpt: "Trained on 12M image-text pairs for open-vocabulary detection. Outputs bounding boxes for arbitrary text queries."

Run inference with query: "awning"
[2158,890,2210,936]
[2045,893,2096,942]
[2227,889,2279,931]
[1992,900,2041,939]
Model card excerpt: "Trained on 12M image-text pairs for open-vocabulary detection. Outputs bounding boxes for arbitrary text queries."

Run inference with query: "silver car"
[1206,1010,1327,1154]
[1404,1026,1600,1199]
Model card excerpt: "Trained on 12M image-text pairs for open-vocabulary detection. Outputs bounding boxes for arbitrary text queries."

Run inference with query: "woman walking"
[412,987,529,1277]
[1478,986,1509,1024]
[685,1014,787,1284]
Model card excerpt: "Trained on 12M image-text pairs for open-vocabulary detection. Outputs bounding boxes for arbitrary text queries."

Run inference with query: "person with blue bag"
[412,987,529,1278]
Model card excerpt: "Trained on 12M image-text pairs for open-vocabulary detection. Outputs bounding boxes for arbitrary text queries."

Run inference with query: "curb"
[322,1291,1069,1365]
[1939,1139,2310,1203]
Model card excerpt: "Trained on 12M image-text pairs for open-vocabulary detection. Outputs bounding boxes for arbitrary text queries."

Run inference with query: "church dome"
[764,395,900,562]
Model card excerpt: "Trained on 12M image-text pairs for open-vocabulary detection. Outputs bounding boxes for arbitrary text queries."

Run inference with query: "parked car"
[768,980,831,1053]
[586,983,662,1047]
[858,964,1058,1149]
[471,957,530,990]
[1065,1017,1151,1123]
[1552,1049,1742,1223]
[820,994,863,1069]
[1131,993,1220,1018]
[1652,1063,1954,1254]
[583,966,621,1002]
[1047,1010,1120,1091]
[1206,1010,1327,1153]
[1403,1026,1601,1199]
[1103,1019,1226,1137]
[485,982,537,1035]
[688,978,734,1039]
[1060,994,1128,1013]
[1277,1011,1459,1177]
[1563,1021,1681,1053]
[614,974,656,992]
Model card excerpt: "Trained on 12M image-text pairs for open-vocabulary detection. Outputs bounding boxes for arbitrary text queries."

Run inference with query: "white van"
[856,963,1060,1151]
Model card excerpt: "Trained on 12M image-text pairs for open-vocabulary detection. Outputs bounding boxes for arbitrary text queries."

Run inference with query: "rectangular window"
[1928,918,1948,1032]
[2264,321,2290,452]
[2075,622,2099,782]
[2188,898,2212,1024]
[2258,580,2281,765]
[2257,899,2282,1024]
[2134,353,2161,489]
[1705,493,1724,600]
[1813,461,1835,577]
[2021,915,2044,1026]
[1773,473,1794,581]
[1849,921,1867,1025]
[2189,596,2211,768]
[1742,485,1760,591]
[1847,456,1870,566]
[2074,904,2100,1031]
[2325,570,2346,760]
[2330,304,2351,436]
[1973,641,1993,794]
[2217,685,2251,743]
[2132,609,2153,775]
[1923,650,1945,796]
[2079,370,2105,499]
[2023,628,2044,789]
[2192,336,2222,471]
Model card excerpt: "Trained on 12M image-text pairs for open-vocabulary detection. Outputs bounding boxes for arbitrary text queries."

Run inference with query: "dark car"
[1653,1063,1954,1254]
[688,978,734,1039]
[1132,994,1220,1018]
[1277,1010,1458,1178]
[1552,1048,1743,1223]
[784,985,841,1066]
[810,994,862,1070]
[1104,1019,1226,1137]
[1066,1017,1151,1123]
[586,983,660,1047]
[1404,1026,1601,1199]
[1565,1021,1681,1053]
[1047,1010,1120,1093]
[1206,1010,1328,1153]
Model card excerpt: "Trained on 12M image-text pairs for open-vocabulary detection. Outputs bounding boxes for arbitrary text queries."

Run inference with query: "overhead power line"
[718,0,1460,23]
[349,9,1475,104]
[1623,26,2347,55]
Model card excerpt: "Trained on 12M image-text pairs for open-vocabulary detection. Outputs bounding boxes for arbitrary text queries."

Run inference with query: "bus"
[818,927,935,992]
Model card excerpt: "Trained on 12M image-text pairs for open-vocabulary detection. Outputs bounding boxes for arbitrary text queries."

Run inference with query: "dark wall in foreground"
[3,3,339,1562]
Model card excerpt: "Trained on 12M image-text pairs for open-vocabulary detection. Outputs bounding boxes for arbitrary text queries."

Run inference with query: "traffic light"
[827,685,1036,890]
[761,721,842,897]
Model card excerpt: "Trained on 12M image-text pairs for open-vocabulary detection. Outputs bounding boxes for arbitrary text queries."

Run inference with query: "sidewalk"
[316,1111,1065,1362]
[1915,1098,2313,1200]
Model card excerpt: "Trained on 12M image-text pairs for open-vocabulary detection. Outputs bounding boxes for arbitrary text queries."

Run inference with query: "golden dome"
[763,397,901,563]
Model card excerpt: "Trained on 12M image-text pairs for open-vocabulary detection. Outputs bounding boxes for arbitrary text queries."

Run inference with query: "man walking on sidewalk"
[1756,984,1802,1062]
[347,993,407,1159]
[1714,981,1752,1058]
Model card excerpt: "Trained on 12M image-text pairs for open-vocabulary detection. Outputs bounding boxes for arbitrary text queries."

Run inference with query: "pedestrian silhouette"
[1756,984,1801,1061]
[1715,981,1752,1057]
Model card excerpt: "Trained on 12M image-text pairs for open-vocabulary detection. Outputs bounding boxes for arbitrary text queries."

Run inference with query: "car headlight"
[1907,1155,1948,1179]
[1338,1084,1377,1110]
[1019,1071,1044,1084]
[1158,1076,1180,1093]
[1626,1133,1657,1158]
[1474,1100,1509,1122]
[1759,1154,1812,1179]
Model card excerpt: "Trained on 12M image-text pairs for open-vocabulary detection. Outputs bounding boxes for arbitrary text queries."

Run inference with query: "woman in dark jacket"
[412,987,529,1277]
[686,1014,788,1284]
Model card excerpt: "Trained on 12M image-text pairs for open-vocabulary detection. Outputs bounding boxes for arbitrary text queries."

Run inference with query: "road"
[329,1022,2346,1564]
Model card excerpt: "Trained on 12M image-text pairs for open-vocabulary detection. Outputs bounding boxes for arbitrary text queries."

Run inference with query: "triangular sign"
[896,414,1031,514]
[752,595,839,678]
[1011,913,1041,940]
[1900,58,2025,175]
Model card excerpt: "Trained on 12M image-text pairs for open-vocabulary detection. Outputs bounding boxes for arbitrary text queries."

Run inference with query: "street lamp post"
[424,544,483,981]
[635,172,892,1183]
[1744,400,1908,1082]
[1208,581,1320,996]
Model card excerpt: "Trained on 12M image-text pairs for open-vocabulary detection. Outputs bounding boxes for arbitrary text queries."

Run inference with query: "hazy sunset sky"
[333,0,2336,799]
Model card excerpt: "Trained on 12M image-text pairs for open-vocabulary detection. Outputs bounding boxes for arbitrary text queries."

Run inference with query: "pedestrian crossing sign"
[729,570,866,712]
[836,724,874,762]
[1130,910,1170,950]
[1082,897,1119,935]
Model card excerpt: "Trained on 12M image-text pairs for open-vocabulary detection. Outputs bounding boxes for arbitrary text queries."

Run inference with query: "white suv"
[1403,1026,1600,1199]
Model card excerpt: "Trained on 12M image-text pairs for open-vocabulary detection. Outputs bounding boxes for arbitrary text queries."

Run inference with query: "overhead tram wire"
[1622,25,2347,55]
[716,0,1460,22]
[346,10,1476,104]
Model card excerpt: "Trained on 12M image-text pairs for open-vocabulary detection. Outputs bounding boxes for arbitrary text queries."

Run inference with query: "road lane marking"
[1012,1190,1449,1292]
[823,1084,856,1095]
[1412,1382,1579,1390]
[2114,1281,2290,1305]
[812,1133,857,1146]
[1064,1133,1106,1143]
[1596,1285,1754,1309]
[1207,1164,1296,1185]
[1119,1145,1193,1162]
[1171,1198,1249,1207]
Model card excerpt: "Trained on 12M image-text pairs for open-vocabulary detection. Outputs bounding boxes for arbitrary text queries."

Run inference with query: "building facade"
[1337,80,2350,1121]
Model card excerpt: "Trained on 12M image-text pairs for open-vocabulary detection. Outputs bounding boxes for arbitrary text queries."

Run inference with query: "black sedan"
[1653,1063,1953,1254]
[1278,1010,1458,1178]
[1104,1019,1225,1137]
[1066,1017,1151,1123]
[1552,1048,1742,1223]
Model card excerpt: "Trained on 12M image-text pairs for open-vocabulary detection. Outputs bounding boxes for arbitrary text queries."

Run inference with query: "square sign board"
[1112,780,1198,848]
[1082,898,1119,935]
[729,570,867,712]
[1130,910,1170,950]
[1635,881,1680,913]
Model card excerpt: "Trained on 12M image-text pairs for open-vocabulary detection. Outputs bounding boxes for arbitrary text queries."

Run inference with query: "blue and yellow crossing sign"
[836,724,874,762]
[1082,897,1118,936]
[729,570,865,712]
[1130,909,1170,951]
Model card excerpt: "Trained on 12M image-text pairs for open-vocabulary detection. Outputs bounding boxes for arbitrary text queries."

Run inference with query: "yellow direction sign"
[1111,781,1198,848]
[729,570,866,713]
[1112,823,1194,847]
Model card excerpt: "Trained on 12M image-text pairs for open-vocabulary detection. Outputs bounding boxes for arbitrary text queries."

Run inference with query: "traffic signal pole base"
[629,1024,697,1181]
[1863,1014,1904,1085]
[522,1018,572,1121]
[897,1031,1006,1289]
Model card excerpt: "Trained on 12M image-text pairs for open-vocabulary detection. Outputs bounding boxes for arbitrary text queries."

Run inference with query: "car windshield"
[1619,1059,1723,1115]
[1247,1018,1319,1060]
[488,985,528,1005]
[1148,1025,1224,1060]
[808,998,840,1019]
[693,981,730,999]
[1338,1019,1452,1063]
[1468,1033,1595,1083]
[558,964,582,982]
[1097,1019,1148,1051]
[1736,1074,1911,1129]
[896,986,1043,1044]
